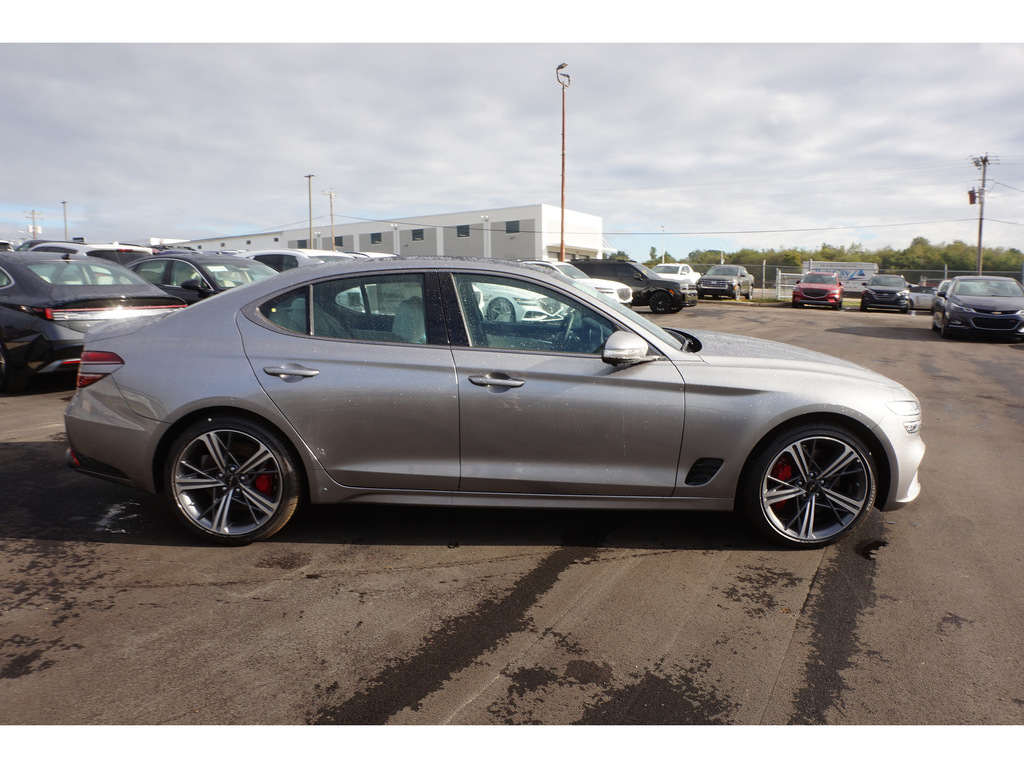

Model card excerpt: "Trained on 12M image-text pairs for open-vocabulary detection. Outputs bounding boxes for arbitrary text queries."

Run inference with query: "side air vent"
[684,458,724,486]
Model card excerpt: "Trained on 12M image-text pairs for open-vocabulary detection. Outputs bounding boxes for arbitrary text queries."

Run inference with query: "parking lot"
[1,300,1023,726]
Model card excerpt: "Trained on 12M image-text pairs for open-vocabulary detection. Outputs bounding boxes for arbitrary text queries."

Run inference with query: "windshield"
[804,273,837,284]
[653,264,682,274]
[953,279,1024,298]
[203,260,278,289]
[552,263,590,280]
[868,275,906,287]
[26,260,152,286]
[705,265,739,276]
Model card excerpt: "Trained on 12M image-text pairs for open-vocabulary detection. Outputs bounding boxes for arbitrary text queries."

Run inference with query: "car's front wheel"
[164,416,303,544]
[648,290,673,313]
[738,422,877,548]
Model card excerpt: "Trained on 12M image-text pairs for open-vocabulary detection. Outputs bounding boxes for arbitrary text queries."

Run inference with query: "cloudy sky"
[3,6,1023,260]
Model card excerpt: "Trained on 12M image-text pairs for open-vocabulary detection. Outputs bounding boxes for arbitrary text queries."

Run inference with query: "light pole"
[322,188,338,251]
[556,63,570,261]
[304,174,314,248]
[62,201,68,240]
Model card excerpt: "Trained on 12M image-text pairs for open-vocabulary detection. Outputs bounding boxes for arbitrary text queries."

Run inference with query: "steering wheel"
[556,309,580,350]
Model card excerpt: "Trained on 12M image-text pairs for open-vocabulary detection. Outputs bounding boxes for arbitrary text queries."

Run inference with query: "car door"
[239,270,460,491]
[443,271,685,496]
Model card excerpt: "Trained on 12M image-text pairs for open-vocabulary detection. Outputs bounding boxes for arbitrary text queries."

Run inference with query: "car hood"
[953,295,1024,312]
[796,281,839,290]
[688,330,898,386]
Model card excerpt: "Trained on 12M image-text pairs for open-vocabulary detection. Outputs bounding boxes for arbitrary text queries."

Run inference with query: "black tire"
[834,300,843,311]
[792,300,800,309]
[485,297,515,322]
[940,315,956,339]
[164,416,303,544]
[648,290,672,314]
[859,302,868,312]
[0,343,28,393]
[737,422,877,548]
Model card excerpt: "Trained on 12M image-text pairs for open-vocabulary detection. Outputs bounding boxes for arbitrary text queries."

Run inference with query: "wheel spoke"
[198,432,233,475]
[236,483,278,520]
[210,489,236,533]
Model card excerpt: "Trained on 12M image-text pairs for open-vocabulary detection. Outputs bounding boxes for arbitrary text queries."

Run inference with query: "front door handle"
[468,373,525,389]
[264,364,320,380]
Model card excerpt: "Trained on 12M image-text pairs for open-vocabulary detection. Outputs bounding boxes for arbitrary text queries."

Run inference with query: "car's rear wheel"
[164,416,302,544]
[0,343,28,393]
[648,290,672,314]
[738,422,877,548]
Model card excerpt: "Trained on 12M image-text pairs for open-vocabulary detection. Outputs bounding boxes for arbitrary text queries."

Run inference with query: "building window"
[505,220,520,234]
[457,225,470,238]
[274,237,279,243]
[297,239,308,248]
[334,236,344,247]
[246,240,252,245]
[371,233,382,245]
[412,229,424,241]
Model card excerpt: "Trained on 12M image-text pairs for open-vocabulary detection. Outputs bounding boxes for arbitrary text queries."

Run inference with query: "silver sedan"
[64,258,925,548]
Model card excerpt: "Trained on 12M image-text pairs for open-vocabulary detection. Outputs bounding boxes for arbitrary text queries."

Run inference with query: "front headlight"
[949,300,975,313]
[888,400,922,434]
[898,290,910,298]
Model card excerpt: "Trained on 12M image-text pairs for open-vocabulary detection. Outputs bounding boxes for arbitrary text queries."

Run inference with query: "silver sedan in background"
[64,258,924,548]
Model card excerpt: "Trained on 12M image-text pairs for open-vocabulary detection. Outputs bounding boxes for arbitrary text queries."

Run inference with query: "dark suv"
[696,264,755,300]
[569,259,696,313]
[860,274,910,313]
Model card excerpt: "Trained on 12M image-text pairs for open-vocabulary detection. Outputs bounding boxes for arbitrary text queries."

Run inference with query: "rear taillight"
[76,350,124,388]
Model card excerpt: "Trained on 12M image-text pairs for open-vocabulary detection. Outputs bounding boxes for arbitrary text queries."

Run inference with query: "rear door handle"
[468,374,525,388]
[263,364,320,379]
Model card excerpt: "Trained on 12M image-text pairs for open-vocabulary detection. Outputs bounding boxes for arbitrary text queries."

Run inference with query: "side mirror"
[937,290,947,298]
[602,331,660,366]
[181,279,211,296]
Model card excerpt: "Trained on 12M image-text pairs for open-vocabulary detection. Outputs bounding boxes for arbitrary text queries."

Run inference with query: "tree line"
[624,238,1024,275]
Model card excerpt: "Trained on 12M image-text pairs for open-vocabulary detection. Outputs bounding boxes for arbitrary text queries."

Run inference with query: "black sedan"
[0,253,186,392]
[126,254,277,304]
[932,275,1024,340]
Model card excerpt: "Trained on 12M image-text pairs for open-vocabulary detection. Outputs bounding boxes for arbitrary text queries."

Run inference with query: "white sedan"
[521,260,633,305]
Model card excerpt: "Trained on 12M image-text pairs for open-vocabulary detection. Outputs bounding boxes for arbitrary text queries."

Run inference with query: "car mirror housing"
[602,330,660,366]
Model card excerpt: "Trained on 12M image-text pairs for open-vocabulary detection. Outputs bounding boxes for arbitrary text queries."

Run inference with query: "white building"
[170,204,606,261]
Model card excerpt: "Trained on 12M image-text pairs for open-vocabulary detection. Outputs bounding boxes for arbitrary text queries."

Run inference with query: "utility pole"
[62,201,68,240]
[322,188,338,250]
[24,210,42,239]
[304,174,315,248]
[970,154,998,275]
